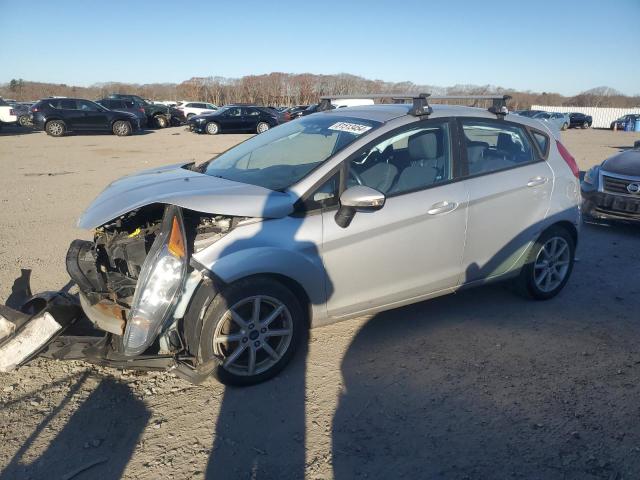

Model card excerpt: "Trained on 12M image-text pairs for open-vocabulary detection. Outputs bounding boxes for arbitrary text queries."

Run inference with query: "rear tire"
[45,120,65,137]
[18,115,31,127]
[582,121,589,129]
[199,277,305,386]
[205,122,219,135]
[561,122,568,131]
[154,115,168,128]
[187,113,195,119]
[515,226,575,300]
[112,120,132,137]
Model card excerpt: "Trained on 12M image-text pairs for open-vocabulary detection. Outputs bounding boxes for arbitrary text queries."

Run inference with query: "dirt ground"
[0,124,639,480]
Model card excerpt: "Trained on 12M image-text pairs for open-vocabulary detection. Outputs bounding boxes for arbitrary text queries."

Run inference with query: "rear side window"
[461,120,535,176]
[60,99,76,109]
[531,131,549,157]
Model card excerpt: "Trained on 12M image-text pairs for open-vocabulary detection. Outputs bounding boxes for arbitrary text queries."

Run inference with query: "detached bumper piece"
[0,296,82,373]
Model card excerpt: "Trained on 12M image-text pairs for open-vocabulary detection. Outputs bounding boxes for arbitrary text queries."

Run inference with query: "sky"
[0,0,638,96]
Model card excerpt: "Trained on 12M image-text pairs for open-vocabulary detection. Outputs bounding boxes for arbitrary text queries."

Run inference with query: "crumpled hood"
[77,163,295,229]
[602,149,640,177]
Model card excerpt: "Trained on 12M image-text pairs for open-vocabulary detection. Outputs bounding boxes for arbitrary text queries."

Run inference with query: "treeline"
[2,74,639,109]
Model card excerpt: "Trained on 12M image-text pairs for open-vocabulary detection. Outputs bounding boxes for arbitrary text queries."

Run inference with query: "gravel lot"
[0,125,639,480]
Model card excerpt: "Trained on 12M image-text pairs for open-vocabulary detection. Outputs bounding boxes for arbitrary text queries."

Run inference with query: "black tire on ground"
[515,226,575,300]
[256,122,270,134]
[561,122,568,131]
[18,115,31,127]
[112,120,132,137]
[187,113,195,119]
[155,115,168,128]
[199,276,306,386]
[582,121,589,129]
[205,122,219,135]
[45,120,65,137]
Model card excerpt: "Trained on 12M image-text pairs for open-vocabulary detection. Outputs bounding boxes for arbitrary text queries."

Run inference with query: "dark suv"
[97,98,148,127]
[568,112,592,129]
[106,94,171,128]
[30,98,140,137]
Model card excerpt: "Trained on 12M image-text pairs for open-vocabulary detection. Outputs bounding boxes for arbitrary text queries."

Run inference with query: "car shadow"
[331,216,640,479]
[0,125,38,136]
[0,372,150,480]
[204,191,333,479]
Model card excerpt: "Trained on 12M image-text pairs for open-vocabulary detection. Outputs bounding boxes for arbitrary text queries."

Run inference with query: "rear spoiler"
[318,94,511,118]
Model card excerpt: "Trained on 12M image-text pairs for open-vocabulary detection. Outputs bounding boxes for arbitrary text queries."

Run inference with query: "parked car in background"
[30,98,140,137]
[0,97,18,125]
[582,141,640,222]
[97,98,147,127]
[568,112,592,129]
[285,105,310,120]
[532,111,569,131]
[610,114,640,131]
[512,110,544,118]
[188,105,280,134]
[168,105,186,126]
[106,94,171,128]
[178,102,218,119]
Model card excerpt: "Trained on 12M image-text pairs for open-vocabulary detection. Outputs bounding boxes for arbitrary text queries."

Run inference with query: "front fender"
[207,247,327,307]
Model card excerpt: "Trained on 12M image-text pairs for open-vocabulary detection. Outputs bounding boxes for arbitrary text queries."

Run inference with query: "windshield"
[533,112,550,119]
[204,115,380,190]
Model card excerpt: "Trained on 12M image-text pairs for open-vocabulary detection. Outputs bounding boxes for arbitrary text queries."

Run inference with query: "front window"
[204,115,380,190]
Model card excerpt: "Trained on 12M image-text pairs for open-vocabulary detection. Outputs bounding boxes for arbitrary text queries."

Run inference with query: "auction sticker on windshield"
[328,122,372,135]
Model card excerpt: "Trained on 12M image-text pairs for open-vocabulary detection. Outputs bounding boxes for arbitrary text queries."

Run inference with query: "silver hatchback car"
[0,95,581,385]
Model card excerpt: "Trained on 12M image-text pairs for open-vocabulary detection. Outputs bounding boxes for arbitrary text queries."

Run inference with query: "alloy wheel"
[257,122,269,133]
[48,122,63,136]
[533,237,570,292]
[213,295,293,376]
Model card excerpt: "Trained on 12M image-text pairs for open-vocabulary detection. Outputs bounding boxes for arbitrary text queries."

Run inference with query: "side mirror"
[335,186,385,228]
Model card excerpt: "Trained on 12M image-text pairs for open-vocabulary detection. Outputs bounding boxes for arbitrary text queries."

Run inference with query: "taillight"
[556,140,580,178]
[31,106,39,113]
[9,109,15,116]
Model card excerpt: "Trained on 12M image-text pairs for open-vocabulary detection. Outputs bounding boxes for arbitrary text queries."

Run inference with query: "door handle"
[527,176,548,187]
[428,201,458,215]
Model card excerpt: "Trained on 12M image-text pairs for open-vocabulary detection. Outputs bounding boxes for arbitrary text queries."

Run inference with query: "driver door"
[319,119,469,319]
[223,107,244,131]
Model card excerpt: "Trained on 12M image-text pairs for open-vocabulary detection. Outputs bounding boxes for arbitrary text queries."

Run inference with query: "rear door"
[458,118,553,284]
[242,107,261,130]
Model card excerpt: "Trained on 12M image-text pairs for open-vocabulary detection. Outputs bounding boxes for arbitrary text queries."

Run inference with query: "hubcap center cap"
[249,330,259,341]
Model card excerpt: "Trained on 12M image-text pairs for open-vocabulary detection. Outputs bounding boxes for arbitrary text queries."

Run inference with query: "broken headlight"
[123,205,188,356]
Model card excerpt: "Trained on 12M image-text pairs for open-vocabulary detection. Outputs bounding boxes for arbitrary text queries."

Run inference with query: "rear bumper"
[581,190,640,222]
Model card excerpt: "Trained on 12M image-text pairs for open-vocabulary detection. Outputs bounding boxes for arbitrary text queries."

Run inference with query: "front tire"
[561,122,568,131]
[256,122,270,134]
[112,120,132,137]
[45,120,65,137]
[205,122,219,135]
[199,277,305,386]
[582,121,589,129]
[516,226,575,300]
[154,115,168,128]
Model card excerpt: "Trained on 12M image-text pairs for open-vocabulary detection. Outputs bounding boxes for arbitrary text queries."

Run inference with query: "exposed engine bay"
[66,204,243,354]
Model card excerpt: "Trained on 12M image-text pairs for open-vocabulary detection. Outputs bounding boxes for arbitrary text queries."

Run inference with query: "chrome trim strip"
[599,169,640,197]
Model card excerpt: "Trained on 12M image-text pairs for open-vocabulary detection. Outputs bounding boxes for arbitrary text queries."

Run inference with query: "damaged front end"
[1,203,242,381]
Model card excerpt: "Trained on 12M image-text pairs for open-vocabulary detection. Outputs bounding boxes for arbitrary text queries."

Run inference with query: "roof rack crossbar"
[317,93,511,117]
[318,93,432,116]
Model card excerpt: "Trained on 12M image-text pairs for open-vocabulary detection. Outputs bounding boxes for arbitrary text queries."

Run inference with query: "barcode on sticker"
[328,122,372,135]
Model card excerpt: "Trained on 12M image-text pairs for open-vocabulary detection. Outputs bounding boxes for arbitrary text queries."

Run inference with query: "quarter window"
[531,131,549,156]
[77,100,100,111]
[348,121,452,195]
[461,120,535,176]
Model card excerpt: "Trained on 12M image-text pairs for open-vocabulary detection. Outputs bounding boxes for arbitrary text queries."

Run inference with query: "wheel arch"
[544,220,578,247]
